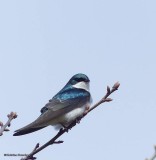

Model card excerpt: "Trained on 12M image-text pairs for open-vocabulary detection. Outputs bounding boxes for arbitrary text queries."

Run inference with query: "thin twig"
[146,146,156,160]
[21,82,120,160]
[0,112,17,136]
[87,82,120,114]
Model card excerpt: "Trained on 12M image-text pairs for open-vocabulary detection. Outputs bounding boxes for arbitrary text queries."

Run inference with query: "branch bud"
[36,143,40,149]
[7,112,17,119]
[0,121,3,127]
[113,82,120,90]
[107,86,111,93]
[105,98,113,102]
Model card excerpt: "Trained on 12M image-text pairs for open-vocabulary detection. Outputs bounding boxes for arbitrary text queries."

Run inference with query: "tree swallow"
[13,73,91,136]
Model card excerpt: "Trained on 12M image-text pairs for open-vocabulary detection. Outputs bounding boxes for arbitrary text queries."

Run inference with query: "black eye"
[71,78,83,85]
[75,77,89,82]
[75,78,84,82]
[69,74,90,85]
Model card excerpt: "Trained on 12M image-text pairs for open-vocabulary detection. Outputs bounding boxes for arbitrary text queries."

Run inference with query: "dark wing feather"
[41,88,90,113]
[13,126,46,136]
[14,88,90,136]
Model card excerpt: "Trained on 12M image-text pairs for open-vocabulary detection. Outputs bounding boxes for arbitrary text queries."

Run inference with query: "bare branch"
[21,82,120,160]
[0,112,17,136]
[87,81,120,114]
[146,146,156,160]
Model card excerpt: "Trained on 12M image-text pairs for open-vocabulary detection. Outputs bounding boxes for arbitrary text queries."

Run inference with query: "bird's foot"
[76,117,81,124]
[60,124,70,132]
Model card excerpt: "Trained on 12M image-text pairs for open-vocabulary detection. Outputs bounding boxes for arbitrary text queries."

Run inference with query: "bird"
[13,73,91,136]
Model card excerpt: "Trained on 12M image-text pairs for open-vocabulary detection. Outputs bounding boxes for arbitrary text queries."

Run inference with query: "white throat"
[73,81,90,92]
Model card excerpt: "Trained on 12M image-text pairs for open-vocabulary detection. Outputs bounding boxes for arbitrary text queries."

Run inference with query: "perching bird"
[13,73,91,136]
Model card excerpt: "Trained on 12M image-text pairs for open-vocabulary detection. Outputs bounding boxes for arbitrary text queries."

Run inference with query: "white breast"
[60,106,86,126]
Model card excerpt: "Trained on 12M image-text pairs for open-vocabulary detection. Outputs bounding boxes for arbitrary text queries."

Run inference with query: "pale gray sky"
[0,0,156,160]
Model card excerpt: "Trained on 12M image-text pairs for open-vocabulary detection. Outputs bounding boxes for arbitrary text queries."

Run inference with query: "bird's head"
[67,73,90,92]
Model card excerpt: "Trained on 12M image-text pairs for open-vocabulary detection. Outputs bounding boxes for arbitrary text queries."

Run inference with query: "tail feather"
[13,126,46,136]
